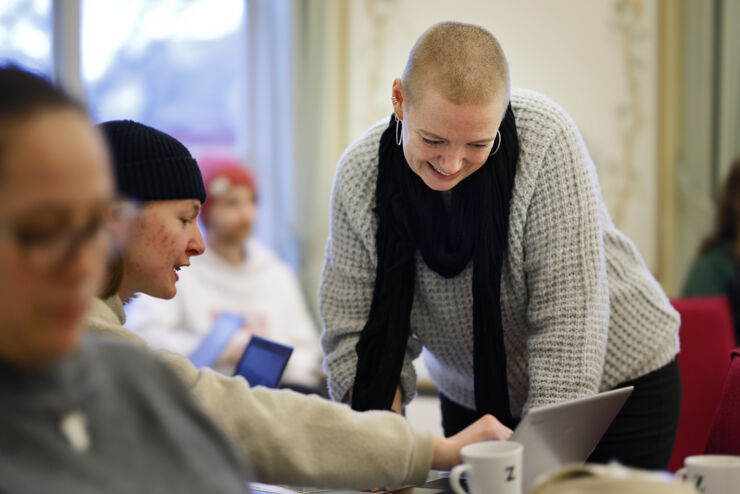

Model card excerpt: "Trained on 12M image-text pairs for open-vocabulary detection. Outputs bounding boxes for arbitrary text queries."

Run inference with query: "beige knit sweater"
[319,89,680,417]
[85,296,433,489]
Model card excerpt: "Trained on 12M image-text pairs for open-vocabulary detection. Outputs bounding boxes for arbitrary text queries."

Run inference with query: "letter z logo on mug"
[450,441,523,494]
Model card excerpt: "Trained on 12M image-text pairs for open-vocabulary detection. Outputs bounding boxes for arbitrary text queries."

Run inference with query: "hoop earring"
[490,129,502,156]
[395,115,403,146]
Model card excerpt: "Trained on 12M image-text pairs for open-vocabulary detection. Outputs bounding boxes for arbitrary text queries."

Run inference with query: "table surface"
[250,471,453,494]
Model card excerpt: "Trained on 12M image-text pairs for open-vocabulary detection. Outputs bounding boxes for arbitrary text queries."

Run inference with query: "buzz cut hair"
[402,22,510,106]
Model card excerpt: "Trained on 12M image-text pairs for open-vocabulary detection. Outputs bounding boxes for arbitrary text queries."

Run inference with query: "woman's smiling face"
[397,86,507,191]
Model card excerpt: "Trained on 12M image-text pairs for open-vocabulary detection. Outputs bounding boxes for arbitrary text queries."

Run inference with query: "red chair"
[704,350,740,455]
[668,297,737,472]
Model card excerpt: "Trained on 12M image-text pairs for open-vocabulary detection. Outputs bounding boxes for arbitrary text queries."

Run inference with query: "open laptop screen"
[510,386,633,493]
[234,335,293,388]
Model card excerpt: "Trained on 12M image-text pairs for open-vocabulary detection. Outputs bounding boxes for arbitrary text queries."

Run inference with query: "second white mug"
[676,454,740,494]
[450,440,524,494]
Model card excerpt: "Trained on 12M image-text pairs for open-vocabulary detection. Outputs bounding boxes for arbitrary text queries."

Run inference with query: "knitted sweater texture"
[319,89,680,416]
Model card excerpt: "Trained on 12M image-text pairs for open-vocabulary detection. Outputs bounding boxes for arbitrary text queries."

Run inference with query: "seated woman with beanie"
[125,157,322,391]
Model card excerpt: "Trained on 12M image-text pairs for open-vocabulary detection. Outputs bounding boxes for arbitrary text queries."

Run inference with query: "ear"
[392,78,405,120]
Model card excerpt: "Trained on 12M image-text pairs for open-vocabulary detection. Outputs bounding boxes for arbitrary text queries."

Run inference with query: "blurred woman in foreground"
[0,65,251,493]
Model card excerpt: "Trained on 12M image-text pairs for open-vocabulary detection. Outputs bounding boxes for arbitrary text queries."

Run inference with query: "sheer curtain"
[245,0,299,268]
[675,0,740,291]
[290,0,348,319]
[717,0,740,180]
[244,0,347,319]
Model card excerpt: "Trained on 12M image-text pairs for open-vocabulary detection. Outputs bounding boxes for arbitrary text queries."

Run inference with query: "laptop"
[189,314,293,388]
[252,388,632,494]
[511,386,634,493]
[233,335,293,388]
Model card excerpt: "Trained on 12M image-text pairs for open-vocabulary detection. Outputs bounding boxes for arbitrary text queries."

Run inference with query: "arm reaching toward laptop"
[87,296,511,489]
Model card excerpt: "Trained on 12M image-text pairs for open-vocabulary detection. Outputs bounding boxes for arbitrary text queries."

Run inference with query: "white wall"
[343,0,659,270]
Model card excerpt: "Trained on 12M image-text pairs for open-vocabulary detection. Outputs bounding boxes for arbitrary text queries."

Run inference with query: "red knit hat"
[198,155,258,223]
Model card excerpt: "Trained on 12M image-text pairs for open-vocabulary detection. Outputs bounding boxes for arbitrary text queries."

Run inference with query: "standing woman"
[320,22,681,469]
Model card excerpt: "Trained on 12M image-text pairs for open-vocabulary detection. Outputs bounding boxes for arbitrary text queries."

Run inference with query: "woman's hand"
[391,386,403,414]
[431,414,513,470]
[219,328,251,367]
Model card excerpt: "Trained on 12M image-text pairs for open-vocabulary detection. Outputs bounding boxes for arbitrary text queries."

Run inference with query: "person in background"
[683,157,740,296]
[682,156,740,342]
[125,157,321,391]
[320,21,681,470]
[86,119,513,490]
[0,65,251,493]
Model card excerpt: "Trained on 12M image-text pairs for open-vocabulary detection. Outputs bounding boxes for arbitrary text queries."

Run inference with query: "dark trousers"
[439,359,681,470]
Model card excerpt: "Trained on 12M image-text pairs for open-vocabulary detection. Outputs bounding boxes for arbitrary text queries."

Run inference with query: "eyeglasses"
[0,215,110,273]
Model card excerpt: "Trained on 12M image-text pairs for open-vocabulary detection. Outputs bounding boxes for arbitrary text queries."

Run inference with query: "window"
[0,0,53,75]
[80,0,249,158]
[2,0,298,268]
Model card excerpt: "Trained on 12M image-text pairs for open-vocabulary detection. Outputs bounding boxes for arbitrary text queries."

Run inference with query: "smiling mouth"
[172,264,188,282]
[428,162,459,178]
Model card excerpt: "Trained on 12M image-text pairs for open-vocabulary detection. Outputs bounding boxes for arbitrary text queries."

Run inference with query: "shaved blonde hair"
[402,22,510,106]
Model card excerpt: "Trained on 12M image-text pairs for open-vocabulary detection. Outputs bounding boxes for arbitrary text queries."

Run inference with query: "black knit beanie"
[98,120,207,203]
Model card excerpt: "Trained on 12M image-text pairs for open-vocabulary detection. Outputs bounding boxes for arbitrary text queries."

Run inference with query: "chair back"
[704,350,740,455]
[668,297,737,472]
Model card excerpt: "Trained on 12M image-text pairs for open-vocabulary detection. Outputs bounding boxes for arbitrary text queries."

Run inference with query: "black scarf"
[351,104,519,428]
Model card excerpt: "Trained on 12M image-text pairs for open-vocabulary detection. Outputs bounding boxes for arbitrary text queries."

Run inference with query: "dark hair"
[0,64,86,164]
[101,255,125,300]
[699,156,740,260]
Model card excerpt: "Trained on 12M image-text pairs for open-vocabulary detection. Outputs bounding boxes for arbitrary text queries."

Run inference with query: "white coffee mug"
[450,440,523,494]
[676,454,740,494]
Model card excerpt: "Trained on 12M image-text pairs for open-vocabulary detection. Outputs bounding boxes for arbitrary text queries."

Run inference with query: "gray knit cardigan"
[319,89,679,417]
